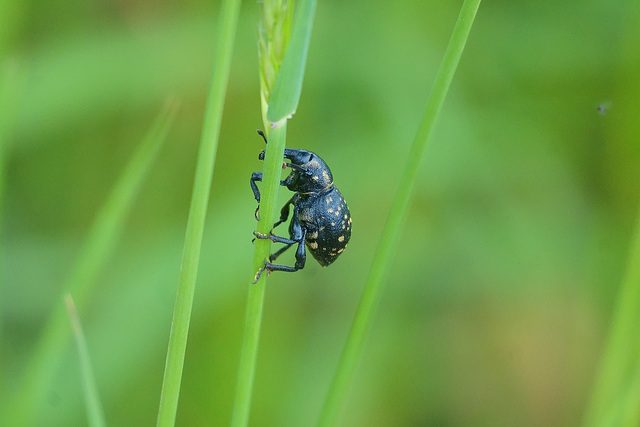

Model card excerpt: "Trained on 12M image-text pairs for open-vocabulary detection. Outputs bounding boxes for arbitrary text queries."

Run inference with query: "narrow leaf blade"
[266,0,316,122]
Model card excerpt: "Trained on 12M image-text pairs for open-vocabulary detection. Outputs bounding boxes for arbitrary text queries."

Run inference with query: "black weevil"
[250,130,352,282]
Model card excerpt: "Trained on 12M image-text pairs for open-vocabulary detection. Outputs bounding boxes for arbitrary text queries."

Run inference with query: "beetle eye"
[308,154,313,161]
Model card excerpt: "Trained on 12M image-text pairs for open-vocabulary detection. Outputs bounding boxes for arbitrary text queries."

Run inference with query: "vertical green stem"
[156,0,241,425]
[0,61,17,221]
[232,0,317,422]
[231,123,287,427]
[0,63,18,391]
[64,294,107,427]
[317,0,482,425]
[584,206,640,427]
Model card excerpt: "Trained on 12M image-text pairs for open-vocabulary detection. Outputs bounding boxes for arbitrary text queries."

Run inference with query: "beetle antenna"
[256,129,268,144]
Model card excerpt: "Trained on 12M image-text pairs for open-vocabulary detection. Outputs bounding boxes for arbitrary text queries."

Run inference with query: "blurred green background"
[2,0,640,425]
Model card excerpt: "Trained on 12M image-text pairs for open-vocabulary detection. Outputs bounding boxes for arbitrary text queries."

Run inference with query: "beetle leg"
[272,197,293,230]
[268,243,294,262]
[253,231,297,245]
[251,240,295,283]
[252,264,269,284]
[260,219,307,273]
[251,171,290,222]
[250,172,262,203]
[257,129,268,144]
[250,171,263,221]
[253,231,268,239]
[263,230,307,273]
[262,261,297,273]
[292,229,308,270]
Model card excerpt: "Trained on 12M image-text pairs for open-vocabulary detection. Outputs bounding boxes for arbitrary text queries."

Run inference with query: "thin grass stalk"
[0,58,19,417]
[231,2,292,423]
[232,122,287,427]
[155,0,242,425]
[317,0,482,425]
[584,205,640,427]
[618,352,640,426]
[2,99,178,426]
[64,294,107,427]
[232,0,317,424]
[0,60,18,221]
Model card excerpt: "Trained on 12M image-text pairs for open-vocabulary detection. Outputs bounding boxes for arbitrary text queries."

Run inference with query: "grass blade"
[155,0,242,425]
[0,58,20,409]
[232,122,287,427]
[258,0,293,127]
[317,1,482,425]
[584,207,640,427]
[64,294,107,427]
[232,0,318,424]
[266,0,316,123]
[0,60,18,221]
[2,98,179,426]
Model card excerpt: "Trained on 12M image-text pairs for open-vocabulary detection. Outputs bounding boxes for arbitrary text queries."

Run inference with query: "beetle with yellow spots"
[250,130,352,282]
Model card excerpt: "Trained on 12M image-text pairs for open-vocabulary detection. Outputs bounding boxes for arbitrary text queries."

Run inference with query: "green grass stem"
[2,99,179,426]
[584,206,640,427]
[619,353,640,426]
[316,1,482,425]
[0,57,20,412]
[64,294,107,427]
[0,60,18,220]
[231,0,317,424]
[155,0,241,425]
[231,123,287,427]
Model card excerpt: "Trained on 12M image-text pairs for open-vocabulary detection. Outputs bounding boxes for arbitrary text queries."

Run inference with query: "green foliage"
[2,0,640,426]
[2,99,177,426]
[156,0,241,425]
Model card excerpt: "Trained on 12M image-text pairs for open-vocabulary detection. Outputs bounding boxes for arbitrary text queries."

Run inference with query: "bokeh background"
[2,0,640,425]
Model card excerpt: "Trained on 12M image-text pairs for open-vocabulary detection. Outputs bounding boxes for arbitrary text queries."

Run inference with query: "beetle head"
[282,149,333,193]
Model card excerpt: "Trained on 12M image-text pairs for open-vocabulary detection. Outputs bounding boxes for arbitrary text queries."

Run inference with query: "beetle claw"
[251,261,272,284]
[253,231,269,240]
